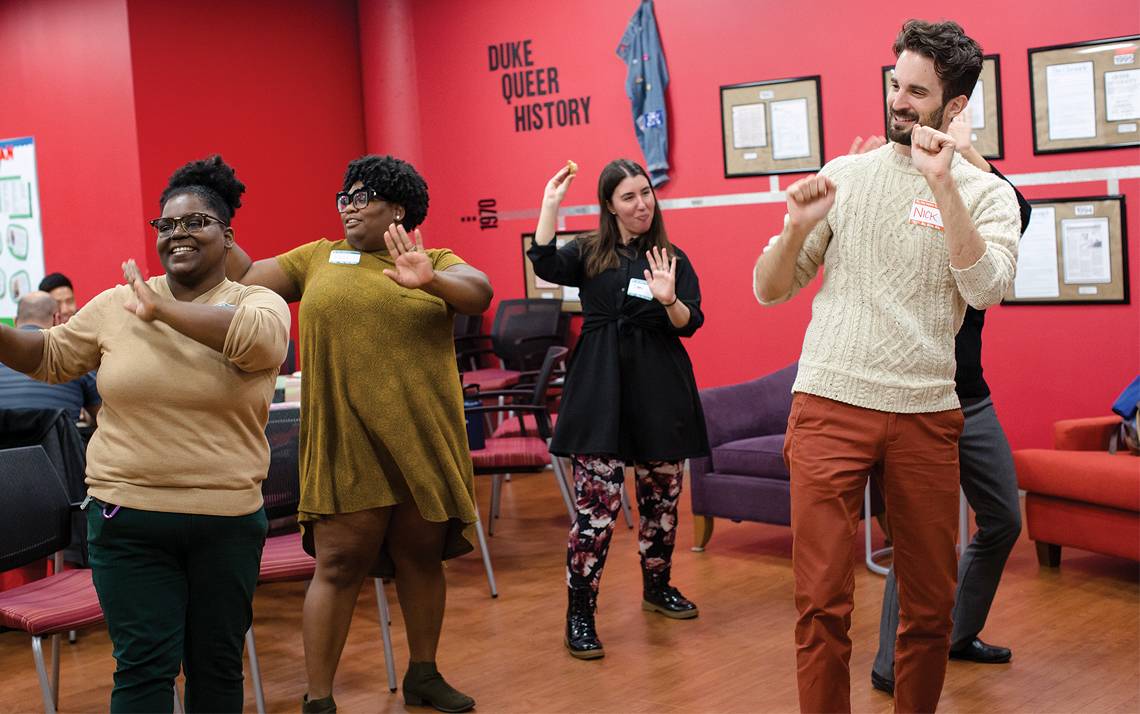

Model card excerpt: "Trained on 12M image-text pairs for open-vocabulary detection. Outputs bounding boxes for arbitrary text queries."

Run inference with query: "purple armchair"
[690,364,799,550]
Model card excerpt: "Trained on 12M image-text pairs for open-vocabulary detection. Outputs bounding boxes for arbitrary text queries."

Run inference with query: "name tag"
[329,250,361,265]
[908,199,944,232]
[626,278,654,301]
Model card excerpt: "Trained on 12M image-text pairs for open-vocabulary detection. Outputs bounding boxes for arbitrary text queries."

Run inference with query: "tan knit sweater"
[760,144,1020,413]
[31,276,290,515]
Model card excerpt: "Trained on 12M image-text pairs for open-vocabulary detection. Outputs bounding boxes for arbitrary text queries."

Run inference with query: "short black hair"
[343,155,429,230]
[38,272,73,292]
[159,154,246,224]
[893,20,983,104]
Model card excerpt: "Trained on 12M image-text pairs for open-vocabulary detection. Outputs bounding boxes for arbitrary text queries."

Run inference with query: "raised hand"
[541,164,576,207]
[643,245,677,305]
[848,135,886,155]
[121,259,162,321]
[947,111,973,152]
[911,125,957,179]
[382,223,435,289]
[785,175,837,231]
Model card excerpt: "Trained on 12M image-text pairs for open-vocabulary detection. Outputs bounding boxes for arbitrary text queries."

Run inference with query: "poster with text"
[0,137,44,325]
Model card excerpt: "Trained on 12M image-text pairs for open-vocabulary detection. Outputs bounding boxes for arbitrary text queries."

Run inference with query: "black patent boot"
[641,568,698,619]
[565,586,604,659]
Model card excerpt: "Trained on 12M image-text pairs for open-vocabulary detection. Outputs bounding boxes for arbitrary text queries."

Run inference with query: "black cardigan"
[527,238,710,461]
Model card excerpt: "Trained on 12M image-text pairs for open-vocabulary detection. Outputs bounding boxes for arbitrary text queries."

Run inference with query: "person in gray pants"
[870,115,1032,694]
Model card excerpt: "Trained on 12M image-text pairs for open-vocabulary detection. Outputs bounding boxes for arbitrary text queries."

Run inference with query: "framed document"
[720,76,825,177]
[881,55,1004,159]
[1028,35,1140,154]
[1004,195,1129,305]
[521,231,588,313]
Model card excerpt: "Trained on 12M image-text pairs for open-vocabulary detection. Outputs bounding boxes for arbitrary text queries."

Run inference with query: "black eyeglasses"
[148,212,227,238]
[336,187,381,212]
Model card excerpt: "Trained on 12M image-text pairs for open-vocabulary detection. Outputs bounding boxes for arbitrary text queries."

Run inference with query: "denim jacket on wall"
[617,0,670,186]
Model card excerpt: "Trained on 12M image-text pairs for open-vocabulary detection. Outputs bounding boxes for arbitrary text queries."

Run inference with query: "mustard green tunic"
[277,239,477,575]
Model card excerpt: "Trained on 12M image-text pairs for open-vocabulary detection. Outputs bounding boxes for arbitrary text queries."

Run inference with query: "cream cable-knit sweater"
[759,144,1020,413]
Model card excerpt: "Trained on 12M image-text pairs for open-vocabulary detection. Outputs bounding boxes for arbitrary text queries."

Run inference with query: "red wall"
[378,0,1140,450]
[0,0,148,305]
[125,0,367,282]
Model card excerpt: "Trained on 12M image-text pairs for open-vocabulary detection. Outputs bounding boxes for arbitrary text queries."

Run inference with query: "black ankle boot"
[641,568,698,619]
[565,586,604,659]
[402,661,474,712]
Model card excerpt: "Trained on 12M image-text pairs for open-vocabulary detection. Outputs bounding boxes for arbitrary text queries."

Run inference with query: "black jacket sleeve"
[670,248,704,338]
[527,238,585,287]
[989,163,1032,235]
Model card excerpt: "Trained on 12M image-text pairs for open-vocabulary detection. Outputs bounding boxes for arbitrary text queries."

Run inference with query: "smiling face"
[341,180,405,252]
[47,285,76,323]
[607,174,655,242]
[156,192,232,287]
[887,50,955,145]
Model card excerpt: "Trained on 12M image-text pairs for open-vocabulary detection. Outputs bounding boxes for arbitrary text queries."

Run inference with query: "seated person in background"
[0,290,100,423]
[39,272,78,323]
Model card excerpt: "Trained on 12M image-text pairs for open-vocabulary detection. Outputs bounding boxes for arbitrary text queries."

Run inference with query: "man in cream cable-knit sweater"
[753,20,1020,714]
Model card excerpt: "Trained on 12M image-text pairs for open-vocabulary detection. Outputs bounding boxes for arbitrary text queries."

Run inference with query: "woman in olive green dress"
[227,155,492,713]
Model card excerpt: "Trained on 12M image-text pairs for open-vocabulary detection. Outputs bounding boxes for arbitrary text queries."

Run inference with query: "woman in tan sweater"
[0,156,289,713]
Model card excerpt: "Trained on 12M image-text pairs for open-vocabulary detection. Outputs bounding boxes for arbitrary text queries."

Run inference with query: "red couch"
[1014,416,1139,566]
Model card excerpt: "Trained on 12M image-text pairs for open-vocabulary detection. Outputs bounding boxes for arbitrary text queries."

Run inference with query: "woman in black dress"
[527,159,709,660]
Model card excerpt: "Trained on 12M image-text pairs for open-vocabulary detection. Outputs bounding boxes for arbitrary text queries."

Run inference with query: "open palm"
[383,224,434,288]
[643,246,677,305]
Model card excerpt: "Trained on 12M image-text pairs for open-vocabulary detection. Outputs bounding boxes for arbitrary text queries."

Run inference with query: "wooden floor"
[3,470,1138,713]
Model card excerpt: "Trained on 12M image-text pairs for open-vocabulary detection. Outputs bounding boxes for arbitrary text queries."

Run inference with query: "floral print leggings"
[566,455,684,592]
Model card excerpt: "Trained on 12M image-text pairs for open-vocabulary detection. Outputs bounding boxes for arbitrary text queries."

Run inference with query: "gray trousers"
[873,395,1021,680]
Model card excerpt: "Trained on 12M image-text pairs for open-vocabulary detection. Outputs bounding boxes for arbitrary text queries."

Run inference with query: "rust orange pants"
[785,393,963,714]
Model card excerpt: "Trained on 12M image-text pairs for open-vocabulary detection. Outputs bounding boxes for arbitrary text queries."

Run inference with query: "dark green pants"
[87,502,267,713]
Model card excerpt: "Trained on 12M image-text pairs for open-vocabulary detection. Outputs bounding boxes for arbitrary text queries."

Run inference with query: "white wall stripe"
[495,164,1139,222]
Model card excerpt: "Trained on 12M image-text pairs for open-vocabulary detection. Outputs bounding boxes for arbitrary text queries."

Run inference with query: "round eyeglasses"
[336,187,381,212]
[148,213,227,238]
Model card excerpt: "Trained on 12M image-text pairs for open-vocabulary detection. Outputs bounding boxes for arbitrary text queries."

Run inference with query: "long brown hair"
[578,159,672,278]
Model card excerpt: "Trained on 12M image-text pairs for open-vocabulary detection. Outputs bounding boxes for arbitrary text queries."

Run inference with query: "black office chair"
[458,299,567,390]
[0,446,103,714]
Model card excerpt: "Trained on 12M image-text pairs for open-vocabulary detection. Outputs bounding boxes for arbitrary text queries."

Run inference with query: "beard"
[887,104,945,145]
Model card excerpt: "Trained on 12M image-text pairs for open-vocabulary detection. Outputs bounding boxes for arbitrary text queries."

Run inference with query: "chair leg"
[1036,541,1061,567]
[51,632,61,708]
[245,627,266,714]
[32,636,56,714]
[551,456,576,522]
[373,579,398,692]
[489,474,503,534]
[864,482,891,575]
[620,484,634,529]
[691,515,714,552]
[473,513,498,598]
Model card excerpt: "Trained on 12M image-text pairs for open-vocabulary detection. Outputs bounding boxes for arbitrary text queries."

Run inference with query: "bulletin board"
[1029,35,1140,154]
[0,136,45,326]
[521,231,588,313]
[720,76,824,177]
[1004,195,1129,305]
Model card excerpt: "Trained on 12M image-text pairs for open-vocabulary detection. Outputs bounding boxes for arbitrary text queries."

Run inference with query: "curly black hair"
[893,20,983,104]
[159,154,246,224]
[343,155,429,230]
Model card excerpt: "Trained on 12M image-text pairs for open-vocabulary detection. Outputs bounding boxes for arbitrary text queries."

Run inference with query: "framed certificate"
[1029,35,1140,154]
[881,55,1004,160]
[521,231,588,313]
[720,76,825,177]
[1004,195,1129,305]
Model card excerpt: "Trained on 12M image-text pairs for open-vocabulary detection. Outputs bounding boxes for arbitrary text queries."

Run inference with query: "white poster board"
[0,137,45,325]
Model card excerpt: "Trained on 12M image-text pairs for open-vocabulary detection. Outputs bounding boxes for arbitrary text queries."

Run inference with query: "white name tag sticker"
[329,250,361,265]
[909,199,944,232]
[626,278,654,301]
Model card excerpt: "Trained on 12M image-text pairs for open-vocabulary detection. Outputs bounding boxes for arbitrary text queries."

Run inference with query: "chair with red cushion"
[243,403,397,714]
[1014,416,1139,566]
[0,446,103,714]
[458,299,566,391]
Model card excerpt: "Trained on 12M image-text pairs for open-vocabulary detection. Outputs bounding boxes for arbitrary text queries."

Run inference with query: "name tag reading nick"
[909,199,944,232]
[626,278,654,301]
[329,250,361,265]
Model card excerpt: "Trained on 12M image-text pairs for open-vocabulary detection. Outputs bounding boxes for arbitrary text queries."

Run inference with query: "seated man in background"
[0,291,100,423]
[39,272,78,323]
